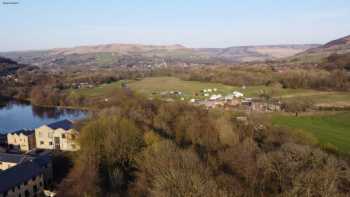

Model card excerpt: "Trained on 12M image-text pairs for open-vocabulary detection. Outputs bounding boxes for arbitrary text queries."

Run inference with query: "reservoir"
[0,99,86,133]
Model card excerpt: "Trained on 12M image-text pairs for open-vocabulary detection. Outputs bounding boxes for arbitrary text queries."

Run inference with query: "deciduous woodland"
[52,89,350,197]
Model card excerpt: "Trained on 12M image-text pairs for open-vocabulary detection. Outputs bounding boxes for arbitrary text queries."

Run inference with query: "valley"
[1,2,350,195]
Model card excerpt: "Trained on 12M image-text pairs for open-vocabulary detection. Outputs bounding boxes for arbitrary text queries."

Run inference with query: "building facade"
[35,120,79,151]
[7,130,36,152]
[0,134,7,146]
[0,151,52,197]
[0,172,44,197]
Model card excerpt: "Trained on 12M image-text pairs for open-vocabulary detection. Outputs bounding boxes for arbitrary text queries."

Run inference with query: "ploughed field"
[272,112,350,153]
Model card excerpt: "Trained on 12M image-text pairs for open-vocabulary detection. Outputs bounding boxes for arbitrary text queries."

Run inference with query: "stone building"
[0,151,52,197]
[7,130,36,152]
[35,120,79,151]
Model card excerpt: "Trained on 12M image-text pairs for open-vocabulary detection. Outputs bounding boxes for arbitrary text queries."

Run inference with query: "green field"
[71,80,125,98]
[272,112,350,153]
[128,77,236,100]
[71,77,350,104]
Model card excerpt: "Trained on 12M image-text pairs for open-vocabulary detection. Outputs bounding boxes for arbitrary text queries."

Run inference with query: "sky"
[1,0,350,51]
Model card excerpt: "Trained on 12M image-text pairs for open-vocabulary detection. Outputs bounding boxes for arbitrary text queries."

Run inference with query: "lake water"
[0,100,87,134]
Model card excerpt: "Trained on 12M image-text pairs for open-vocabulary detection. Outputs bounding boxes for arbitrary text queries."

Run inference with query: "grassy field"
[70,80,125,98]
[71,77,350,104]
[272,112,350,153]
[126,77,347,101]
[127,77,236,100]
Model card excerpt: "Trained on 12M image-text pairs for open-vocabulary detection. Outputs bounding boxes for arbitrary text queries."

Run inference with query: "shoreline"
[0,96,90,111]
[0,98,89,134]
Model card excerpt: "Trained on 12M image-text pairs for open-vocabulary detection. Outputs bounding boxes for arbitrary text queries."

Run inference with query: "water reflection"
[0,99,86,133]
[31,105,83,119]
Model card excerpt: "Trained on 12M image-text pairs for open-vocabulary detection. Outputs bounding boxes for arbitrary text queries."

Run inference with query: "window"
[24,190,30,197]
[33,185,38,193]
[40,141,44,145]
[62,134,66,139]
[49,142,53,145]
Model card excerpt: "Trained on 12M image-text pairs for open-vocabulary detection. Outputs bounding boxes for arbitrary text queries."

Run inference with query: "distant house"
[35,120,79,151]
[233,91,244,98]
[226,99,241,107]
[197,100,225,109]
[7,130,36,152]
[224,94,234,101]
[209,94,222,101]
[0,151,52,197]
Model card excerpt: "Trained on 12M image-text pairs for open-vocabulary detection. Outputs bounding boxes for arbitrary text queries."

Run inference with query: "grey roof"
[10,129,35,136]
[0,153,32,164]
[0,152,52,193]
[0,160,43,193]
[47,119,73,130]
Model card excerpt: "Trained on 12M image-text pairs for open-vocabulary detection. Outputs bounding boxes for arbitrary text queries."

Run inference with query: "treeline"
[324,52,350,70]
[169,66,350,91]
[279,69,350,90]
[56,90,350,197]
[0,68,155,106]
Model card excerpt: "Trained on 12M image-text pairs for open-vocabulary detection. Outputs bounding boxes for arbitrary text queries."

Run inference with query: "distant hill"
[196,44,319,62]
[0,43,318,68]
[291,35,350,63]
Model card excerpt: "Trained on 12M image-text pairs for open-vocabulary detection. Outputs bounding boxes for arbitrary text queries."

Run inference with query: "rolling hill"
[0,43,318,68]
[291,35,350,64]
[196,44,319,62]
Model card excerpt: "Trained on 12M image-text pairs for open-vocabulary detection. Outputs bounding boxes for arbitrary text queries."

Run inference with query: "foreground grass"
[272,112,350,153]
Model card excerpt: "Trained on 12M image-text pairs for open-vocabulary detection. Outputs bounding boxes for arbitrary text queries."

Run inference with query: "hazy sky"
[1,0,350,51]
